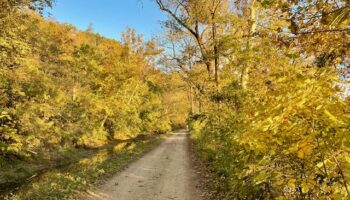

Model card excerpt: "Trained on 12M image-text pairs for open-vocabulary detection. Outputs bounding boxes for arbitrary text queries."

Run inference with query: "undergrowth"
[3,136,163,200]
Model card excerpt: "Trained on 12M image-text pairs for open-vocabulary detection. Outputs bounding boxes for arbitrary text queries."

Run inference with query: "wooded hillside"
[1,1,189,193]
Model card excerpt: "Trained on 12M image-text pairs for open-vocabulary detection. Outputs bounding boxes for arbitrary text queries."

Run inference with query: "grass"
[0,147,101,194]
[2,136,163,200]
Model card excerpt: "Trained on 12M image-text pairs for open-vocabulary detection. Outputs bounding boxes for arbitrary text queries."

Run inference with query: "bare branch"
[156,0,199,38]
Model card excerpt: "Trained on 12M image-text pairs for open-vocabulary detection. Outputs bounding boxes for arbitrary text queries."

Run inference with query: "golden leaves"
[296,138,315,159]
[324,109,344,125]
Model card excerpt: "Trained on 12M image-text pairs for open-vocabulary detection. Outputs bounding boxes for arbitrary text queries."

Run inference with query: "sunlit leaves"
[0,7,179,157]
[190,34,350,198]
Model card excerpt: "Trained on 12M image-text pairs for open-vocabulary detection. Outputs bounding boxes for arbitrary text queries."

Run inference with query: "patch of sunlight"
[166,137,183,141]
[140,167,156,171]
[113,143,127,154]
[79,149,109,166]
[127,143,137,150]
[113,133,131,140]
[85,190,111,200]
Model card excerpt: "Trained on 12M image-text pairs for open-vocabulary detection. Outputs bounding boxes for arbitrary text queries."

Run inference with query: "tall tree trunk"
[213,23,219,86]
[249,0,257,35]
[211,0,221,86]
[241,0,256,90]
[205,60,212,78]
[189,85,194,113]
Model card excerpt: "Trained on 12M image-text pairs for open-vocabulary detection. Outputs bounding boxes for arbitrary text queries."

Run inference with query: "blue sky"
[45,0,167,41]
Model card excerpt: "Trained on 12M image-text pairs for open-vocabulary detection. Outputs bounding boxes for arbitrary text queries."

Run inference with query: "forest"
[1,0,350,199]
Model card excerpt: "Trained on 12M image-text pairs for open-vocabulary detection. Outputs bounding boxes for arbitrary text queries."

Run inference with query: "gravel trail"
[83,131,203,200]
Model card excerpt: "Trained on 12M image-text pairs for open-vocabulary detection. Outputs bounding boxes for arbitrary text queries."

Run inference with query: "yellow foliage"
[113,143,127,154]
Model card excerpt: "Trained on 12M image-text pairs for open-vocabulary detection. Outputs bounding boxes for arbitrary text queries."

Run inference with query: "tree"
[156,0,231,85]
[184,0,350,198]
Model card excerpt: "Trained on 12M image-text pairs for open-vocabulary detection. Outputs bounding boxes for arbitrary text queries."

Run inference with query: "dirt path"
[83,131,203,200]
